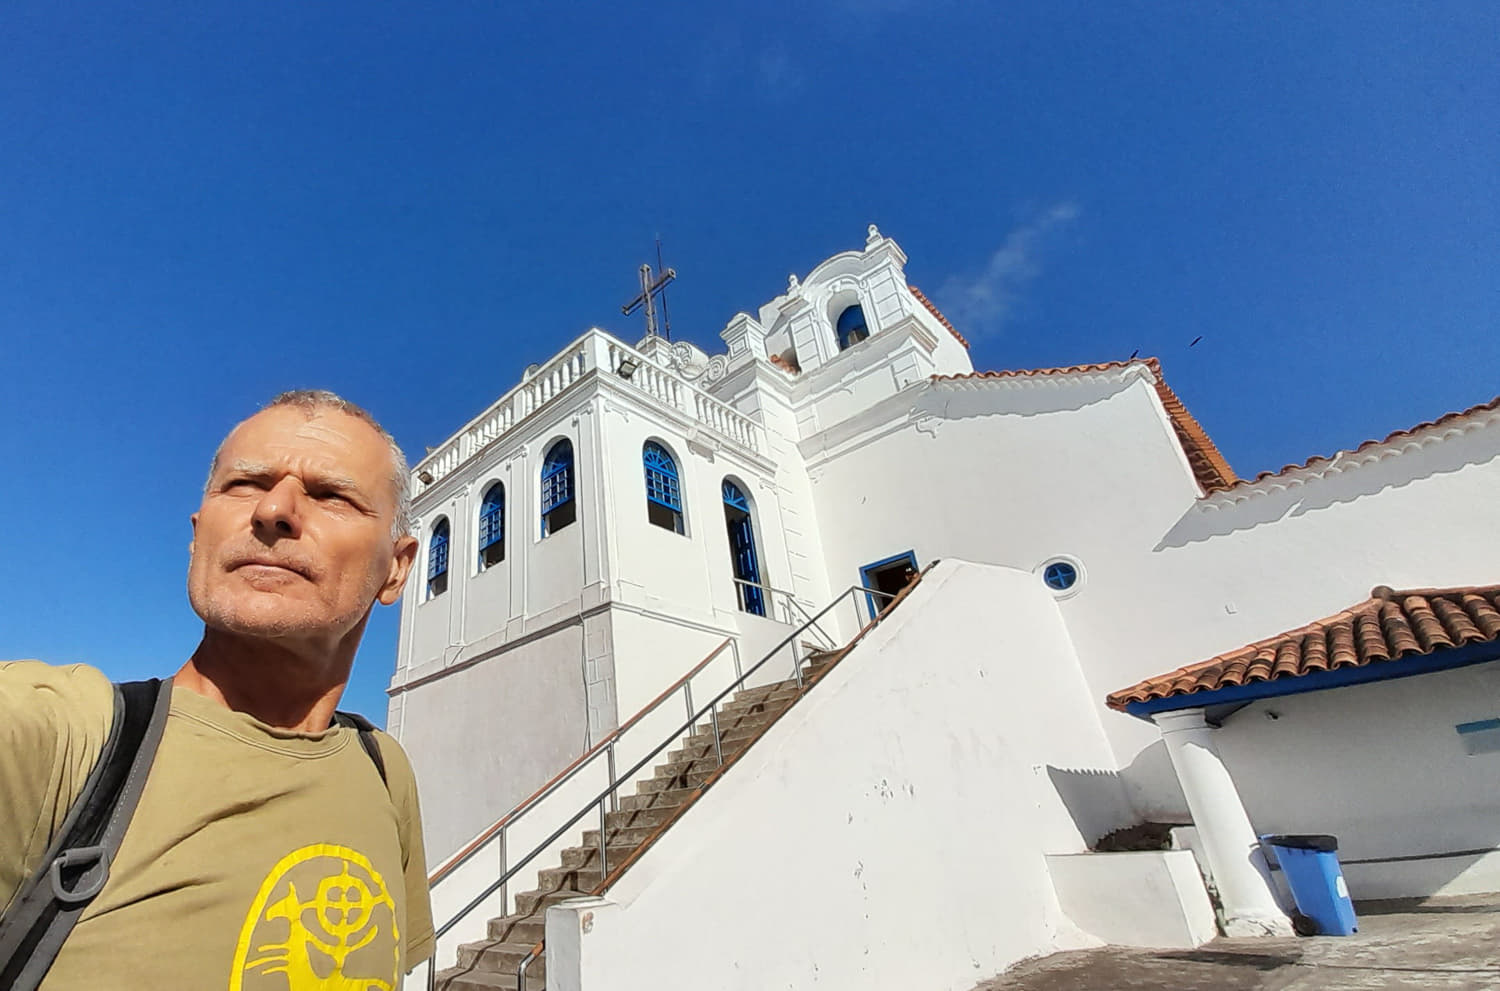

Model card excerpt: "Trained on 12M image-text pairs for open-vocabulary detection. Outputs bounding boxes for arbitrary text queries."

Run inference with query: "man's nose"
[251,478,303,539]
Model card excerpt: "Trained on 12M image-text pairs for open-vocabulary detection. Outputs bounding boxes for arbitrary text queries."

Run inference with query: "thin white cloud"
[937,202,1080,338]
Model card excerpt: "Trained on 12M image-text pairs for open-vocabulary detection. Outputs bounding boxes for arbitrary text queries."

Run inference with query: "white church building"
[389,227,1500,990]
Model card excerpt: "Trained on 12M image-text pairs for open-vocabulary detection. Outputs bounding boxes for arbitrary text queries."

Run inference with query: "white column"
[1154,708,1292,937]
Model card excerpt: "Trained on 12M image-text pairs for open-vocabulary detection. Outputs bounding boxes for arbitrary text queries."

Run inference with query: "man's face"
[187,406,416,648]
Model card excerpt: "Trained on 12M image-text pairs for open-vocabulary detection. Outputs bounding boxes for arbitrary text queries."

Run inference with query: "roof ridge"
[1211,395,1500,496]
[906,285,969,349]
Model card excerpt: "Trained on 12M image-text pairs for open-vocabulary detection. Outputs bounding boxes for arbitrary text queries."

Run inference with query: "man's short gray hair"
[205,390,413,539]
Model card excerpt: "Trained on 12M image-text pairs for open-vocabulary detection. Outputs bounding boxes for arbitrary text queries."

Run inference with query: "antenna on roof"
[656,237,673,341]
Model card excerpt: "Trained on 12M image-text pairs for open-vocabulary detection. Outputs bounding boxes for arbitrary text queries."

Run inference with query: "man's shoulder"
[0,660,117,724]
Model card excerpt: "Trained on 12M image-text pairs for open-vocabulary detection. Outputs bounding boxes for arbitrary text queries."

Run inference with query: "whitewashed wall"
[397,623,593,866]
[544,561,1131,991]
[1214,660,1500,899]
[802,370,1500,827]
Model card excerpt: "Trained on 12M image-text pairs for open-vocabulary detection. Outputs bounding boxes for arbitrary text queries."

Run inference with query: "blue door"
[722,480,765,616]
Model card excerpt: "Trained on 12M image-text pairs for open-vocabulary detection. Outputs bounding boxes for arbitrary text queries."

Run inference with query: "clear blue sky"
[4,2,1496,724]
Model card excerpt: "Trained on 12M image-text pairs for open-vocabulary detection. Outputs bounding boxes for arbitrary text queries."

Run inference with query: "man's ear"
[378,535,418,606]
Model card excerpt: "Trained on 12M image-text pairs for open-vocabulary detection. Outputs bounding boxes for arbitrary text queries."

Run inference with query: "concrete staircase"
[433,648,844,990]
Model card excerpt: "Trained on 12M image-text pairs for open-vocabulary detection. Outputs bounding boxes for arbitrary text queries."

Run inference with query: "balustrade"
[412,331,761,492]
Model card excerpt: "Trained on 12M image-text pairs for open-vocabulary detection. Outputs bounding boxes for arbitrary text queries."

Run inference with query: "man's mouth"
[231,557,312,580]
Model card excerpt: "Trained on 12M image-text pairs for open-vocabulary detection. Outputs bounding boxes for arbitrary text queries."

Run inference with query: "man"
[0,391,434,988]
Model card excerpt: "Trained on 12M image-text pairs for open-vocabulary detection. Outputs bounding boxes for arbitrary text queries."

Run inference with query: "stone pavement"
[975,897,1500,990]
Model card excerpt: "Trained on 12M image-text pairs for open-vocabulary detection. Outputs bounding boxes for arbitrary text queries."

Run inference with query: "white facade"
[393,227,1500,982]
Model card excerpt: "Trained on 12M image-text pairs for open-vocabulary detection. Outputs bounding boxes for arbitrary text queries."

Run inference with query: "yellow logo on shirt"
[231,843,400,990]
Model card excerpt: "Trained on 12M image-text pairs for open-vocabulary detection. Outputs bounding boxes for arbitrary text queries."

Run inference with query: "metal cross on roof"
[621,245,676,341]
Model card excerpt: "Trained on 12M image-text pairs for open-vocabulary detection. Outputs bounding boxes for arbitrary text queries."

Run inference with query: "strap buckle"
[48,846,110,904]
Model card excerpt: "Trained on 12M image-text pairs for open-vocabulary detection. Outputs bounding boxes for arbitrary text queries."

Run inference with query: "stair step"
[513,884,595,917]
[652,751,727,780]
[560,841,640,868]
[719,684,801,714]
[486,913,547,943]
[456,938,549,975]
[633,767,715,794]
[618,786,696,812]
[581,823,660,849]
[435,965,535,990]
[536,862,605,892]
[603,804,677,831]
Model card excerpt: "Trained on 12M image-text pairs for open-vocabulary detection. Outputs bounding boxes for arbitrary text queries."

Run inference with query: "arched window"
[540,439,576,536]
[478,482,505,568]
[836,304,869,351]
[427,518,450,598]
[722,479,764,616]
[643,442,684,534]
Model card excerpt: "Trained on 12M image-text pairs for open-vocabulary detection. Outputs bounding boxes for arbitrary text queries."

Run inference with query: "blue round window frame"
[1043,561,1078,591]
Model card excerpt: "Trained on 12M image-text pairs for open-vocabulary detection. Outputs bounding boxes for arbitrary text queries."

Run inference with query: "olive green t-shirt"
[0,661,434,989]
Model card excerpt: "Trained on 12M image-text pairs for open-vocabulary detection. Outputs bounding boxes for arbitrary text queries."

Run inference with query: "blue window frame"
[836,304,869,351]
[722,479,764,616]
[644,442,684,534]
[541,439,576,536]
[1043,561,1078,591]
[427,518,450,597]
[479,482,505,567]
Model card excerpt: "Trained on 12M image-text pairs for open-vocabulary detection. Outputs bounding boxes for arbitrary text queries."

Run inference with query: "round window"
[1043,561,1078,591]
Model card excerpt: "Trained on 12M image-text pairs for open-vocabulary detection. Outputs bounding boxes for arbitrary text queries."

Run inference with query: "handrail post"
[426,955,436,991]
[606,741,618,813]
[791,639,804,689]
[731,638,742,682]
[710,707,724,766]
[597,799,609,876]
[684,682,694,724]
[499,824,508,916]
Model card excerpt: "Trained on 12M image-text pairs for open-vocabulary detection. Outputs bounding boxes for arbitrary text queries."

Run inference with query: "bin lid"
[1261,834,1338,852]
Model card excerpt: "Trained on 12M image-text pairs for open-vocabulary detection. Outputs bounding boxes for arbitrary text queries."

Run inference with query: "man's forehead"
[218,406,387,471]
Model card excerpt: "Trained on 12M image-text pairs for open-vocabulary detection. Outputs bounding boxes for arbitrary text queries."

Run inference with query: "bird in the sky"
[1189,335,1203,347]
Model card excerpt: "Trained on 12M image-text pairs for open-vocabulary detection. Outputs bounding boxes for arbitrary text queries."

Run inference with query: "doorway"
[859,551,918,619]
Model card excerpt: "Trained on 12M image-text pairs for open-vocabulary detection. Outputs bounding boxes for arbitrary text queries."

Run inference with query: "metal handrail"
[427,638,739,888]
[729,577,839,648]
[423,583,903,990]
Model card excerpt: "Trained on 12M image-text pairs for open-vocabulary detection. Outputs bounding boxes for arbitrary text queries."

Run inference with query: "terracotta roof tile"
[1107,585,1500,710]
[931,357,1238,495]
[907,285,969,349]
[1213,395,1500,495]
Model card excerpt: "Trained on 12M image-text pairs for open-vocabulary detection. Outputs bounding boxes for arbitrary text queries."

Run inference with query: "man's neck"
[176,629,358,733]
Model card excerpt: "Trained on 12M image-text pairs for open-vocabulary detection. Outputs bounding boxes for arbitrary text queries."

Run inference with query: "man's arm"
[0,662,115,916]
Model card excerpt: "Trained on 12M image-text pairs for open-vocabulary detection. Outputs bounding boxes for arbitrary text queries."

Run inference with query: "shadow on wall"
[1044,766,1144,848]
[1155,434,1500,548]
[919,375,1135,424]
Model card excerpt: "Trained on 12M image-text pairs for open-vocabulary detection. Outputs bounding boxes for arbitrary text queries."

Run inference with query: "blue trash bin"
[1261,834,1358,935]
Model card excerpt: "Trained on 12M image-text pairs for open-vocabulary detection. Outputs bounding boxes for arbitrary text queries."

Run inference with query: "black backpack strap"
[0,678,171,990]
[333,710,387,788]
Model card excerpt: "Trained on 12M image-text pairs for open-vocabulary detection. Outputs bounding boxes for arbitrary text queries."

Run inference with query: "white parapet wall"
[540,559,1139,991]
[1045,851,1218,949]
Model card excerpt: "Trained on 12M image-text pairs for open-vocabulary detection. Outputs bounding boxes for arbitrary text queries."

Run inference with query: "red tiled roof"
[1107,585,1500,710]
[1213,395,1500,495]
[931,357,1238,495]
[908,285,969,349]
